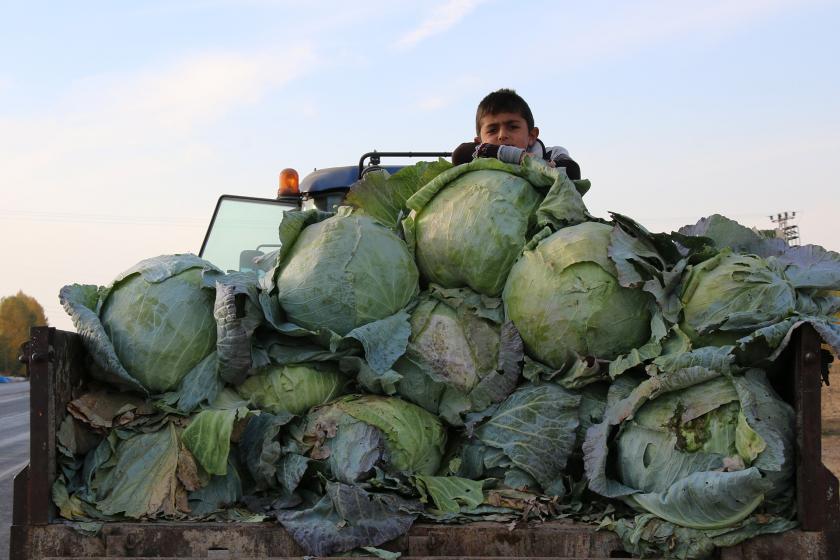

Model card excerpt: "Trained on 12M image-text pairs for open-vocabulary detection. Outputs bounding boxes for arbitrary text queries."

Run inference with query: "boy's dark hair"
[475,88,535,135]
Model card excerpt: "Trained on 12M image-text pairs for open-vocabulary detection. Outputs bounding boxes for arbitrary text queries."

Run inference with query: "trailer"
[9,153,840,559]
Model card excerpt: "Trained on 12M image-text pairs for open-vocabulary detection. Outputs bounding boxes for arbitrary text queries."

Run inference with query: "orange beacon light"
[278,168,300,198]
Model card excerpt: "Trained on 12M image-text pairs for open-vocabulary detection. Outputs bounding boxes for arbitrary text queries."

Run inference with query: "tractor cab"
[199,151,450,274]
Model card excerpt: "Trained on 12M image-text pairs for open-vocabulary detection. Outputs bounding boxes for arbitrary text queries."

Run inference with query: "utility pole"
[769,211,800,246]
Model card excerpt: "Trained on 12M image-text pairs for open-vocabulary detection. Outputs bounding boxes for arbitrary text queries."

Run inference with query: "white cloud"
[0,44,318,208]
[528,0,825,66]
[0,43,320,332]
[395,0,488,49]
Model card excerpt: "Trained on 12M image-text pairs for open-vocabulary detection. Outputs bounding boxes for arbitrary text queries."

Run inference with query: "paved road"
[1,381,29,560]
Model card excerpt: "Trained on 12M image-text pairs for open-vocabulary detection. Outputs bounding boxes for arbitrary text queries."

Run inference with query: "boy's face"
[475,112,539,149]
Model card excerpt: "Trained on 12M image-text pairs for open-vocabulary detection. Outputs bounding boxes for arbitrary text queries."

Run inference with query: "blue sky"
[1,0,838,330]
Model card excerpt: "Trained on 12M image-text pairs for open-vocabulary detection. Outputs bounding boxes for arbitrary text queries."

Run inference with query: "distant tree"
[0,291,48,376]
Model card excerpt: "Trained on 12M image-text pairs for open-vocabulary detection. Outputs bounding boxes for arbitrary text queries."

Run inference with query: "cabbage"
[503,221,654,370]
[407,164,541,296]
[237,363,348,415]
[389,287,521,425]
[403,157,593,298]
[270,211,418,336]
[101,268,216,393]
[584,351,795,530]
[300,395,446,482]
[449,383,581,495]
[679,250,797,347]
[60,254,222,394]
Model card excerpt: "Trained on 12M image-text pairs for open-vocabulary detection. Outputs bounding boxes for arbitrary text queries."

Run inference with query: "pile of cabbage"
[56,157,840,559]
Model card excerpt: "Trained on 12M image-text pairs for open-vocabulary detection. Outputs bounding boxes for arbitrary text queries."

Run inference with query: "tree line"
[0,291,48,377]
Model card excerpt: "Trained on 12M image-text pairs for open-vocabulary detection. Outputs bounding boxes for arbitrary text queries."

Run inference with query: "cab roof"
[300,165,405,194]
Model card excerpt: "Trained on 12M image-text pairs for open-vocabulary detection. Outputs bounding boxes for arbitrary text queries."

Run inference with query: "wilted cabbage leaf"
[90,424,199,519]
[300,395,447,481]
[275,481,420,556]
[389,287,522,425]
[346,159,453,229]
[188,455,243,518]
[237,411,295,492]
[413,474,484,513]
[608,511,797,560]
[461,383,581,495]
[584,354,794,530]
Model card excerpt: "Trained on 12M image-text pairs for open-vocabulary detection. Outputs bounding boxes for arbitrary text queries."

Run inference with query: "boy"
[451,88,581,180]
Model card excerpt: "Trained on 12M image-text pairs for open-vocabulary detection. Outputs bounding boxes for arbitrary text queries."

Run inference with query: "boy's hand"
[519,152,556,167]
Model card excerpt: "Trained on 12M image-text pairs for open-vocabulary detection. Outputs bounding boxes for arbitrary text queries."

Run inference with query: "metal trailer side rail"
[9,326,840,559]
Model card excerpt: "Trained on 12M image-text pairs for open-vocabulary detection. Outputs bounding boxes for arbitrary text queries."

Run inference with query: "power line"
[0,210,206,226]
[769,211,800,246]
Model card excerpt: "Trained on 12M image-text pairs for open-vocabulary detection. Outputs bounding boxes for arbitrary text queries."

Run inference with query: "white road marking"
[0,411,29,429]
[0,393,28,406]
[0,430,29,448]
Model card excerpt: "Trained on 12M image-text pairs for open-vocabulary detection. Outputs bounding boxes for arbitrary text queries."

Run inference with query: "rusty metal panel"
[23,327,88,526]
[18,521,633,559]
[720,528,829,559]
[26,326,56,525]
[794,324,840,532]
[12,464,29,525]
[406,521,625,558]
[40,557,635,560]
[10,466,31,560]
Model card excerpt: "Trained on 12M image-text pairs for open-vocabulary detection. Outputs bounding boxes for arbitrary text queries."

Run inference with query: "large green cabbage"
[237,363,348,415]
[60,254,221,394]
[101,268,216,393]
[407,165,541,296]
[503,221,653,370]
[680,250,797,347]
[271,212,418,335]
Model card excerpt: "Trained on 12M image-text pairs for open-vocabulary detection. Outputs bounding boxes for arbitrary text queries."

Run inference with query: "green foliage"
[0,290,47,376]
